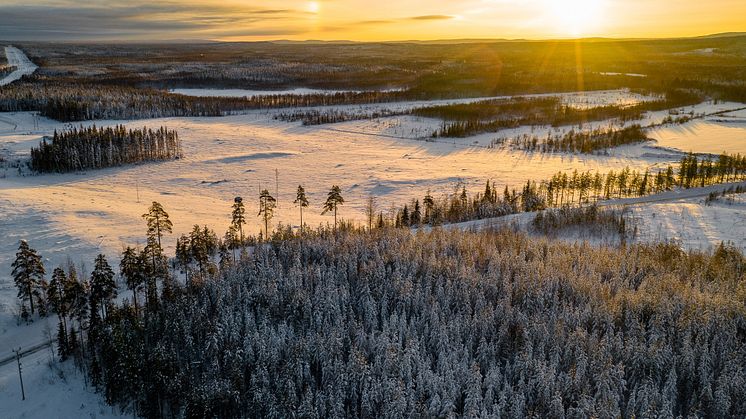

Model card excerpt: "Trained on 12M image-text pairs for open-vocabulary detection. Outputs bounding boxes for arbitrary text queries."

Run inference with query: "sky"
[0,0,744,42]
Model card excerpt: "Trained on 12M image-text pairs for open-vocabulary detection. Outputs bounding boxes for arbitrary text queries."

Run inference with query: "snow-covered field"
[629,192,746,251]
[647,112,746,155]
[0,46,38,86]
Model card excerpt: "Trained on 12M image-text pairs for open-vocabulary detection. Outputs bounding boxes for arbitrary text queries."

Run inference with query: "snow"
[0,349,125,418]
[1,96,744,317]
[0,47,38,86]
[629,192,746,251]
[647,117,746,155]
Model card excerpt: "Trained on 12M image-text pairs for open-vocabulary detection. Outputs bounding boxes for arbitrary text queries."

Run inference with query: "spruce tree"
[423,191,434,224]
[90,254,117,319]
[11,240,45,315]
[49,267,69,356]
[57,318,69,361]
[120,247,144,312]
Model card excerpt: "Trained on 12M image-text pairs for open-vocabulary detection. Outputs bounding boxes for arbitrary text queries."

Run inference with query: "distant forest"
[30,125,182,172]
[3,35,746,122]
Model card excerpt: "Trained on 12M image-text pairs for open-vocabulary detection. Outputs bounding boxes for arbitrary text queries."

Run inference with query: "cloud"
[0,2,310,41]
[408,15,454,21]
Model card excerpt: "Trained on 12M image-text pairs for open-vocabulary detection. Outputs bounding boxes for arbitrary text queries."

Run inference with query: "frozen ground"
[0,47,38,86]
[336,100,746,146]
[0,348,125,419]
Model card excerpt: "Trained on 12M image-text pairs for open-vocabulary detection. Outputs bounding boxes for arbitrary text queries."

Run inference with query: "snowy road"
[0,46,37,86]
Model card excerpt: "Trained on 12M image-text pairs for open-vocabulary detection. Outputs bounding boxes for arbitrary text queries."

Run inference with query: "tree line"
[388,153,746,228]
[274,108,405,125]
[30,125,182,173]
[0,78,421,122]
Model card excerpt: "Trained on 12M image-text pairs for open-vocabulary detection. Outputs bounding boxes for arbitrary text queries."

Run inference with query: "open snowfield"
[0,46,38,86]
[629,192,746,251]
[648,116,746,155]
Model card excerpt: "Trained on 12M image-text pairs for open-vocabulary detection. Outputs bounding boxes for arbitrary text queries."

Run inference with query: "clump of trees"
[511,125,648,154]
[30,125,182,173]
[532,205,630,239]
[275,108,405,125]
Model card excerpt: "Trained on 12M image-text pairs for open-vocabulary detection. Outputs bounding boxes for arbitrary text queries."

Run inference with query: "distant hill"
[696,32,746,39]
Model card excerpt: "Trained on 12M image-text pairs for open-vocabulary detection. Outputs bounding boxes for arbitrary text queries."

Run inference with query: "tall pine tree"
[11,240,45,315]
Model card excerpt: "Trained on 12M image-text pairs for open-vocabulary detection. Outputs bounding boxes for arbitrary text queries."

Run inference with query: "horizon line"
[3,31,745,45]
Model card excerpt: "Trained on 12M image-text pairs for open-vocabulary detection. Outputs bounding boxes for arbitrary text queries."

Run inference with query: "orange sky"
[1,0,744,41]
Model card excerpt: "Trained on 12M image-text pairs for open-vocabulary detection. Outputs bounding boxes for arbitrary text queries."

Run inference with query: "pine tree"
[231,197,246,246]
[259,189,277,240]
[142,201,173,249]
[294,185,309,234]
[11,240,45,315]
[322,185,345,232]
[190,225,218,275]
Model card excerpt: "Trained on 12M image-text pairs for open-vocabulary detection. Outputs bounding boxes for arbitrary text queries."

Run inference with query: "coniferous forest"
[30,125,182,172]
[15,225,746,418]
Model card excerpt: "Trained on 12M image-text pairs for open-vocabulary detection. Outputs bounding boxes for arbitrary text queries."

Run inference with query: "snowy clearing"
[0,47,38,86]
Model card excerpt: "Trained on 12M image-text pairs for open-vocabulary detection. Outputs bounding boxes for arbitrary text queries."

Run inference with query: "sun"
[546,0,606,36]
[307,1,320,13]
